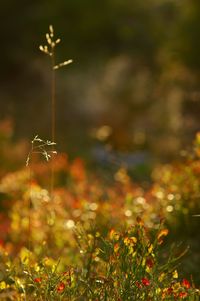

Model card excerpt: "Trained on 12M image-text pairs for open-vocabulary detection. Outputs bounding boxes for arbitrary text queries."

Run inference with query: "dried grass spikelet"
[39,24,73,69]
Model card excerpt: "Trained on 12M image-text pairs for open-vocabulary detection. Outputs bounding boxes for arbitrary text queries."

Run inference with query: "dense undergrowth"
[0,122,200,300]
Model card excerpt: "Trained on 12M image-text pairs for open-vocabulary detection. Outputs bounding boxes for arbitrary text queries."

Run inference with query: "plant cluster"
[0,131,200,300]
[0,218,199,300]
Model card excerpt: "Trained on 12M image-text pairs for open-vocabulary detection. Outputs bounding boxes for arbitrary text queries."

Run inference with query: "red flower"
[182,278,190,289]
[57,282,65,293]
[34,277,42,283]
[167,287,173,295]
[146,258,154,268]
[135,281,142,288]
[141,277,150,286]
[179,292,188,299]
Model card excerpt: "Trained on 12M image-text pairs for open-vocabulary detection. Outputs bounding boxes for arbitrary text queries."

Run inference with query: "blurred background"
[0,0,200,173]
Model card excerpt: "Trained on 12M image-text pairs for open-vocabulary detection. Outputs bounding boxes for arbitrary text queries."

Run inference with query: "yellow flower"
[172,270,178,279]
[148,244,153,254]
[158,273,165,282]
[110,229,120,241]
[124,236,137,246]
[0,281,7,290]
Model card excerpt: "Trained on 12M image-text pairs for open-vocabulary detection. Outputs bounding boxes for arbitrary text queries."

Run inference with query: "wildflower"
[62,270,72,286]
[142,277,150,286]
[0,281,8,290]
[162,287,173,299]
[156,287,161,295]
[124,236,137,246]
[148,244,153,254]
[135,281,142,288]
[173,281,181,290]
[146,258,154,268]
[172,270,178,279]
[167,287,173,295]
[158,273,165,282]
[114,243,120,253]
[179,291,188,299]
[34,277,42,283]
[157,229,169,244]
[57,282,65,292]
[109,229,120,241]
[182,278,190,289]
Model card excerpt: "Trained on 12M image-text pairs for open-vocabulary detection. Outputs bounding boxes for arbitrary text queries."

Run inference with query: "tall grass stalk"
[49,26,56,196]
[39,25,73,195]
[25,25,73,255]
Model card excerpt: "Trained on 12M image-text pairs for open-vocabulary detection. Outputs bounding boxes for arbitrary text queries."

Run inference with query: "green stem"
[50,49,56,197]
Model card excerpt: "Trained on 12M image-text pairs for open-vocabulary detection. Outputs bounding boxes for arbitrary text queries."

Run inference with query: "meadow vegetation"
[0,25,200,300]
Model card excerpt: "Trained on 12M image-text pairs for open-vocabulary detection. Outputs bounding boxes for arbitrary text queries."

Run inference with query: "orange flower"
[157,229,169,244]
[34,277,42,283]
[57,282,65,293]
[157,229,169,240]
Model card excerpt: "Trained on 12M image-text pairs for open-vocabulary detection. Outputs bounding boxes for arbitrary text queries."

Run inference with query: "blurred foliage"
[0,0,200,160]
[0,124,200,297]
[1,0,200,67]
